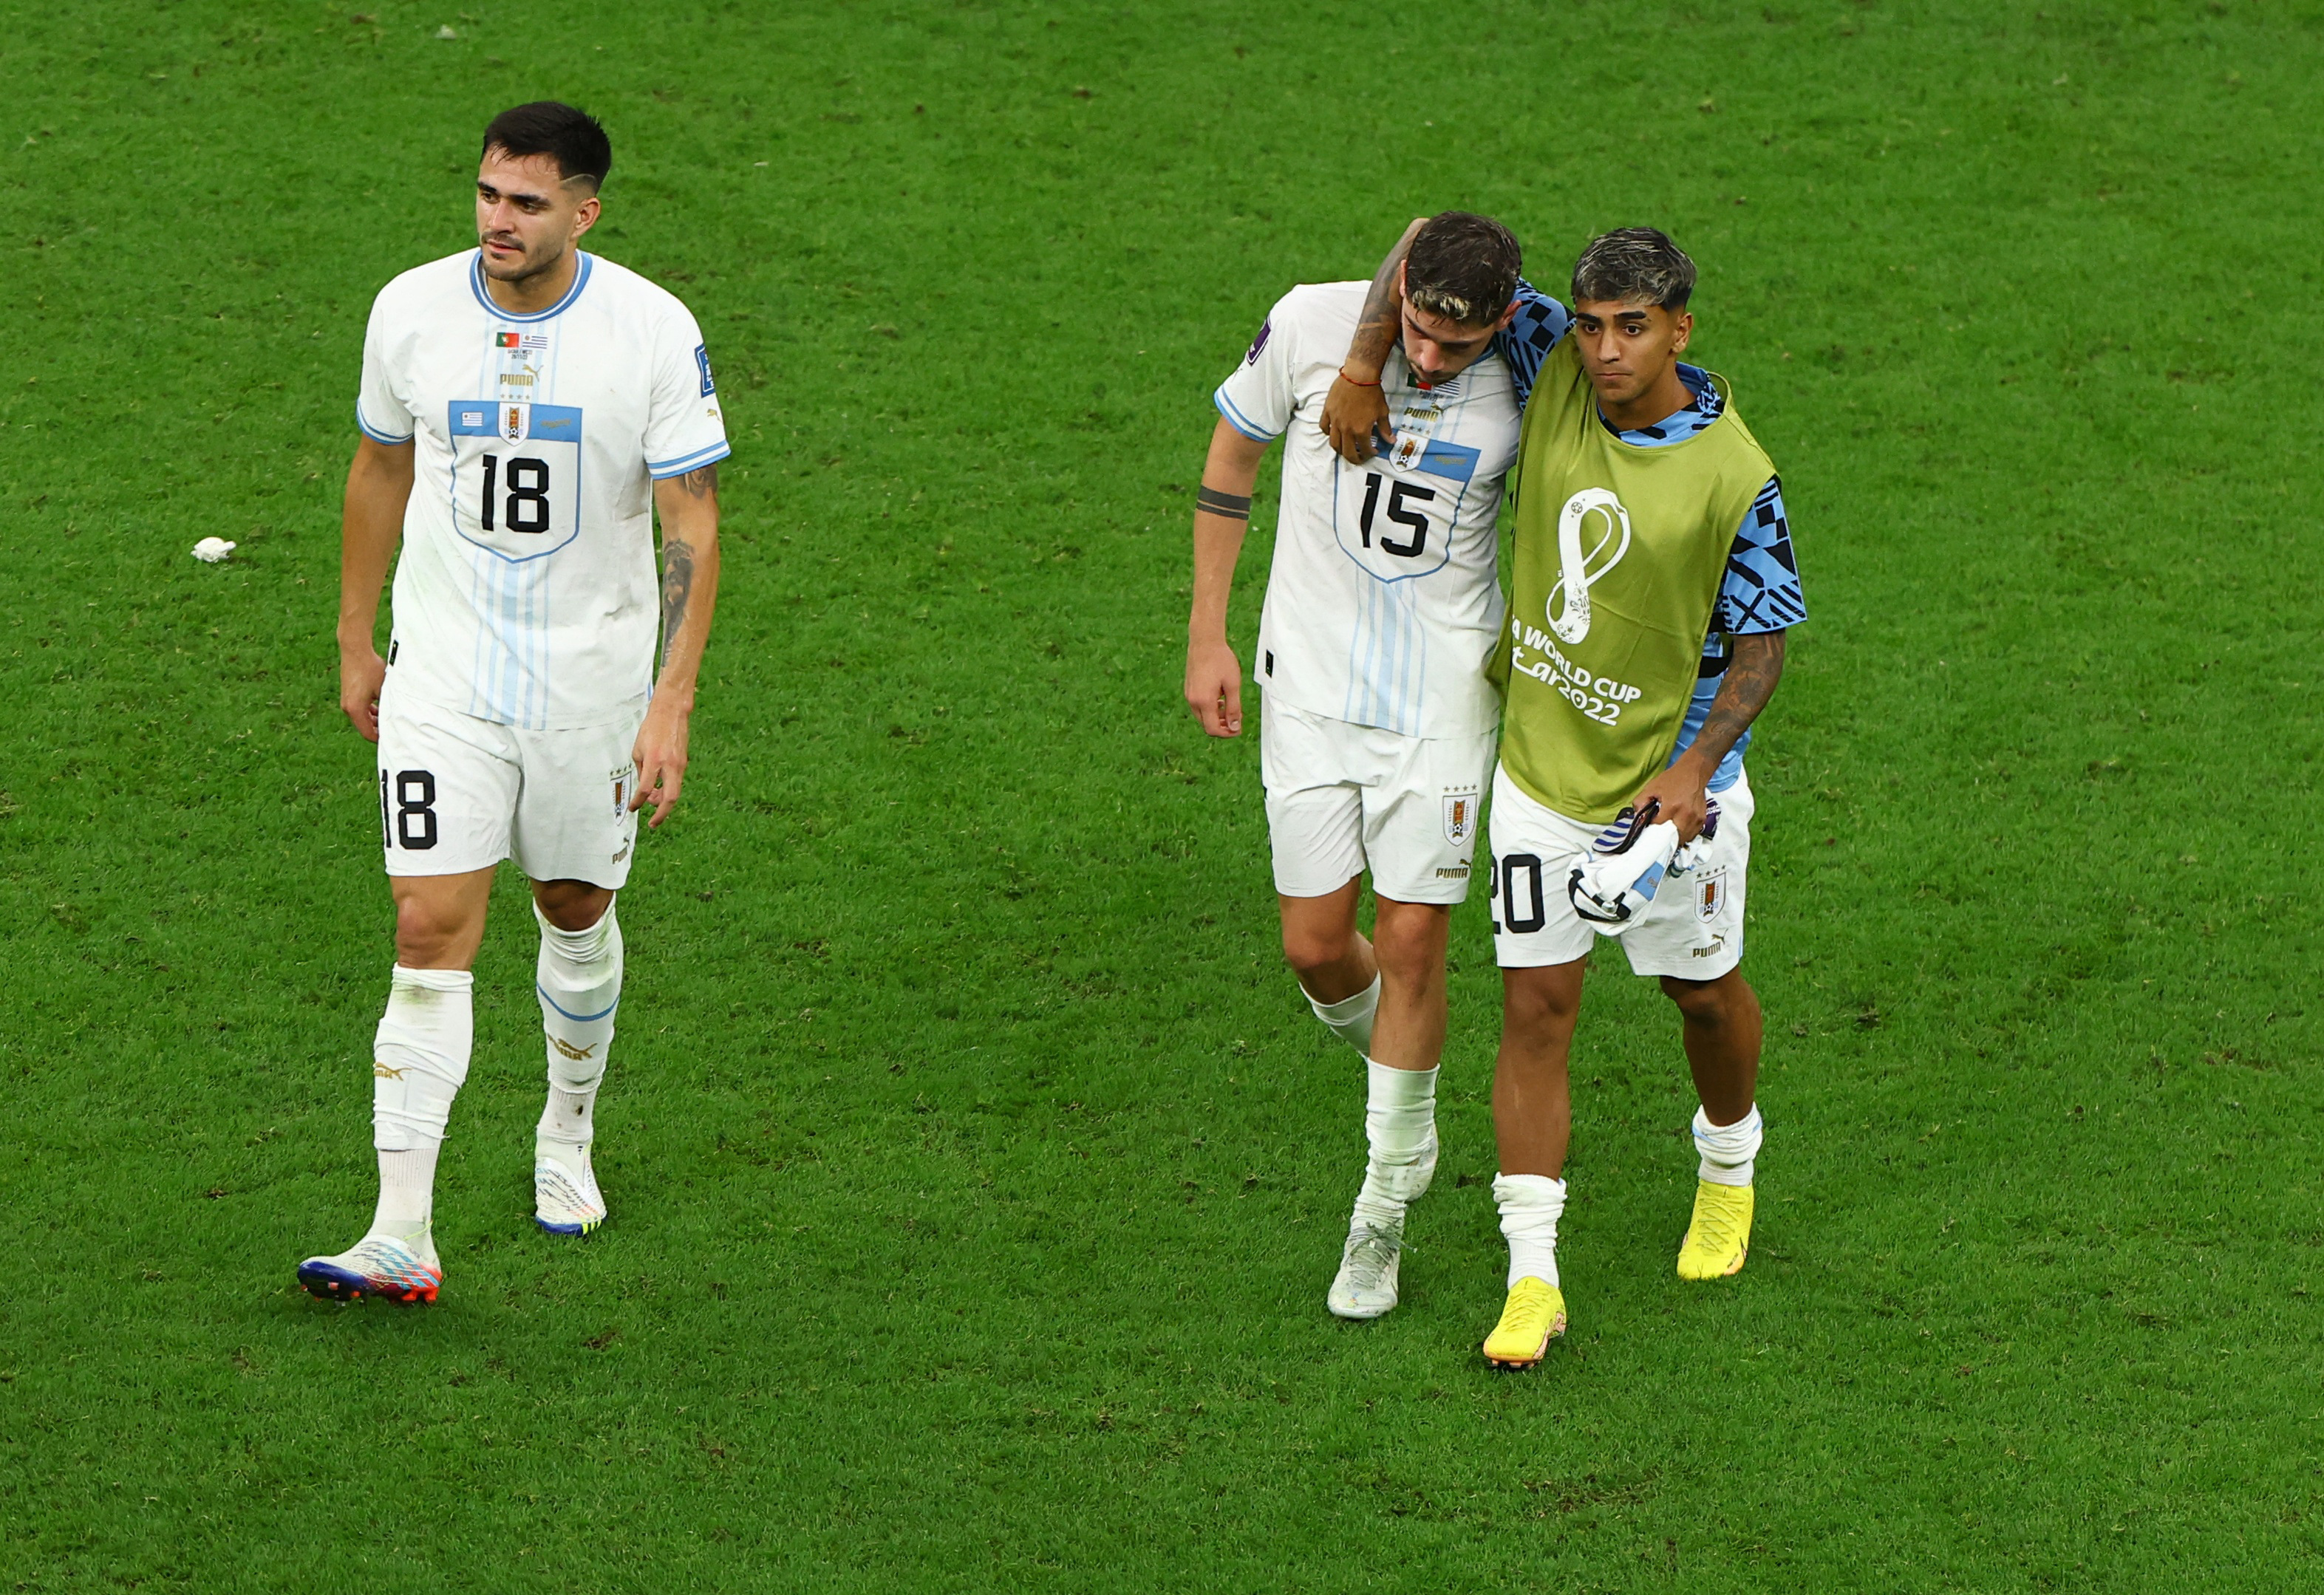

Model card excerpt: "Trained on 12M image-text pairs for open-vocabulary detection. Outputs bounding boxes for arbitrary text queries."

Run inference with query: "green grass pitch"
[3,1,2320,1588]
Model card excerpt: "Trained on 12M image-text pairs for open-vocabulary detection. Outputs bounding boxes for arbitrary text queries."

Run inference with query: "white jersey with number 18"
[357,249,731,731]
[1214,281,1519,740]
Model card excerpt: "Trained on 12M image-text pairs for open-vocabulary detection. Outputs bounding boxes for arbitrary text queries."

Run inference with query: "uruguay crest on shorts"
[1444,793,1476,846]
[1697,867,1728,923]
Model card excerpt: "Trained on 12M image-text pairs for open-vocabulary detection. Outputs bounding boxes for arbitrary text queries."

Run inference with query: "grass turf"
[3,1,2322,1588]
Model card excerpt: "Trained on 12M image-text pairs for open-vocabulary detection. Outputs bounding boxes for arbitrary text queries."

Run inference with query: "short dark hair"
[1571,228,1696,310]
[481,102,613,191]
[1403,211,1522,329]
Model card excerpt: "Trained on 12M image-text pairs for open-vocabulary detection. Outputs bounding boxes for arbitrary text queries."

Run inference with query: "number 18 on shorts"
[377,689,644,889]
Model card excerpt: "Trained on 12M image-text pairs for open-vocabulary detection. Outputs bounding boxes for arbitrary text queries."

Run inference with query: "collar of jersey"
[1601,362,1722,447]
[468,250,593,322]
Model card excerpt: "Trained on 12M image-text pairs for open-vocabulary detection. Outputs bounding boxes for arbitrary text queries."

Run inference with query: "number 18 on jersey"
[447,401,583,559]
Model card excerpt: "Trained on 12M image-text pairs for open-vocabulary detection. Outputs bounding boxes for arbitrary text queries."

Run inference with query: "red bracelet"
[1338,367,1380,387]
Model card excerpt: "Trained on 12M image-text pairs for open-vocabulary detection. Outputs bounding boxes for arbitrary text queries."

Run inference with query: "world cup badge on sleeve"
[1443,793,1476,846]
[1244,317,1272,366]
[1697,867,1728,923]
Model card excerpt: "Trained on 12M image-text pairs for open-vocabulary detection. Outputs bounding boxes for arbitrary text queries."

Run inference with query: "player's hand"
[340,646,386,742]
[1629,754,1715,844]
[1321,373,1391,465]
[630,698,691,829]
[1185,638,1244,737]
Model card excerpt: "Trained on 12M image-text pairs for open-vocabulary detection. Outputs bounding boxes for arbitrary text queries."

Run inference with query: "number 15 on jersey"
[446,400,583,560]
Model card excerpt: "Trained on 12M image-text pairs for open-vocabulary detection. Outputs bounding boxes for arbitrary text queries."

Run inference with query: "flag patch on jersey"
[1413,438,1482,485]
[695,344,715,397]
[496,332,522,349]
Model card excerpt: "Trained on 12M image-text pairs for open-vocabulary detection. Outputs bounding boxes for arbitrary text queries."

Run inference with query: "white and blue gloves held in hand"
[1566,798,1721,932]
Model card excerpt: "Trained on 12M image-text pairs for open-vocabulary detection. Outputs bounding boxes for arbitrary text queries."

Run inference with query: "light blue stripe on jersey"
[1213,386,1276,443]
[356,405,413,445]
[1344,576,1425,737]
[647,439,733,479]
[467,250,593,322]
[468,542,551,728]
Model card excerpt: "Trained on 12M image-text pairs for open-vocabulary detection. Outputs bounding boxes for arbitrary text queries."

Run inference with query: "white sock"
[535,900,621,1152]
[1350,1059,1438,1228]
[1308,974,1380,1056]
[1694,1103,1763,1187]
[370,1146,440,1248]
[369,965,474,1249]
[1495,1172,1567,1288]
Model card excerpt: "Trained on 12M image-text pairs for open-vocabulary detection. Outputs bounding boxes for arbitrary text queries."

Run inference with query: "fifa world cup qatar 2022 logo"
[1547,488,1632,645]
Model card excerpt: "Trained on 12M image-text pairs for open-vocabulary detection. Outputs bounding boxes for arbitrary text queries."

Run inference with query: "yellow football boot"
[1676,1180,1754,1280]
[1481,1277,1567,1368]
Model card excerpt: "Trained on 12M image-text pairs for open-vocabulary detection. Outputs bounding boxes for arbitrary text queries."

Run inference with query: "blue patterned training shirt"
[1604,363,1804,790]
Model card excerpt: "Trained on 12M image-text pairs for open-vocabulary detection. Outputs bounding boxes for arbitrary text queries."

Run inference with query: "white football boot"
[297,1233,443,1303]
[1329,1223,1406,1319]
[534,1141,607,1236]
[1329,1129,1439,1319]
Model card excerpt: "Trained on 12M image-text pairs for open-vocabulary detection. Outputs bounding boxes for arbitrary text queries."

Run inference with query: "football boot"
[534,1142,607,1236]
[297,1234,442,1304]
[1482,1277,1568,1368]
[1676,1180,1754,1280]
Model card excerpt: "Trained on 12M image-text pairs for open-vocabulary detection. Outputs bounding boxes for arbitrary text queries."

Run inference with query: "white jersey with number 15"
[1213,281,1519,740]
[357,250,731,731]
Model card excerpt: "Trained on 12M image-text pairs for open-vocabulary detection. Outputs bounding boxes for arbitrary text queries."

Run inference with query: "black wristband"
[1196,485,1253,520]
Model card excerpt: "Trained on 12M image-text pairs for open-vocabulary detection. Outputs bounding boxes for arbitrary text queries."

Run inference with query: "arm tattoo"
[659,538,696,666]
[676,462,718,499]
[1195,485,1252,520]
[1691,632,1786,767]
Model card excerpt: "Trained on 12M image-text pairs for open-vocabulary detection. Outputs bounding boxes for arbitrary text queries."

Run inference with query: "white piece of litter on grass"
[192,538,236,563]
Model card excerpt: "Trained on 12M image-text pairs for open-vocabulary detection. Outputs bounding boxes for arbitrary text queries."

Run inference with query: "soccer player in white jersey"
[1184,213,1527,1321]
[299,103,729,1304]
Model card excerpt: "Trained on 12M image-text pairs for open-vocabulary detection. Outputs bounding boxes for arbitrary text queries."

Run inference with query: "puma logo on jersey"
[551,1037,599,1062]
[373,1062,406,1079]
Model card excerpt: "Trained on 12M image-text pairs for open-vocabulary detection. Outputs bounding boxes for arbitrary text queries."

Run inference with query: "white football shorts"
[376,683,642,887]
[1260,693,1494,905]
[1488,762,1754,980]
